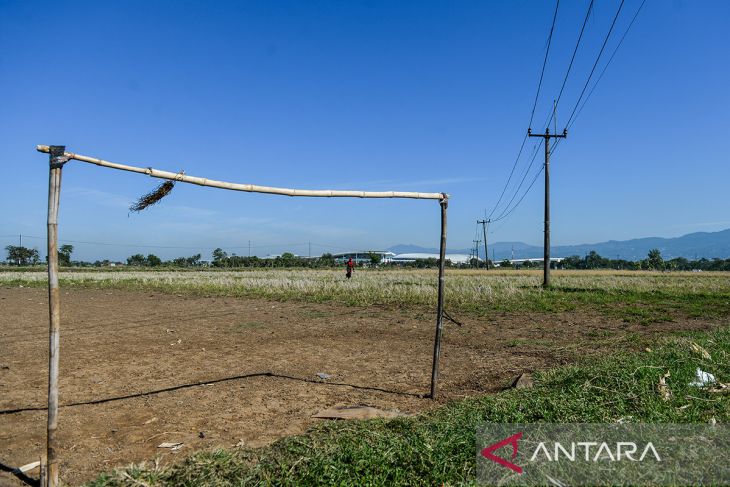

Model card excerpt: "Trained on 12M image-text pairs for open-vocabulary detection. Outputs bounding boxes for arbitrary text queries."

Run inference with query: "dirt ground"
[0,287,720,486]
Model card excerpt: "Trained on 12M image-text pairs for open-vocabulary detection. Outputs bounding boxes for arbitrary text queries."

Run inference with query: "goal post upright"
[37,145,450,484]
[429,196,448,399]
[45,145,68,487]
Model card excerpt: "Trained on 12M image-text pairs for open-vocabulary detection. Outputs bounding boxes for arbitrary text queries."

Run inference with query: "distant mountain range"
[388,228,730,261]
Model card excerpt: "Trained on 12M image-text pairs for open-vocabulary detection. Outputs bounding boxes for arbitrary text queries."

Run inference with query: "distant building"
[511,257,564,267]
[331,251,395,264]
[391,253,473,265]
[262,254,300,259]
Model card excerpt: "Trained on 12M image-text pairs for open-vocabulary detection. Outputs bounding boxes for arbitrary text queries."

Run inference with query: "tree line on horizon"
[4,244,75,266]
[4,245,730,271]
[497,249,730,271]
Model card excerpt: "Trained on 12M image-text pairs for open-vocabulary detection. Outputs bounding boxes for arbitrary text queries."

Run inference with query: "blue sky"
[1,0,728,261]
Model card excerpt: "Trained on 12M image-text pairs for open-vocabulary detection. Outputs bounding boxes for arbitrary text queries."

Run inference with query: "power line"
[0,235,336,251]
[1,234,395,257]
[1,234,205,248]
[548,0,646,158]
[486,0,560,221]
[485,133,528,220]
[492,165,545,223]
[491,140,544,222]
[487,138,541,221]
[497,0,637,272]
[564,0,627,129]
[570,0,647,129]
[492,140,541,221]
[529,0,561,129]
[545,0,595,129]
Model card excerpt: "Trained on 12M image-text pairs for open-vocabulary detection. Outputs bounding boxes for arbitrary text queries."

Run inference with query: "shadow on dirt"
[0,371,426,416]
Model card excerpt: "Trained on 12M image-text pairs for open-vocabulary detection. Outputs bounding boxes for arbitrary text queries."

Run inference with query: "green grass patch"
[90,326,730,486]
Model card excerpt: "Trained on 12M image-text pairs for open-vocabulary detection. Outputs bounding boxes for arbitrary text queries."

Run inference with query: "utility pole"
[248,240,251,257]
[528,126,567,288]
[477,219,490,270]
[17,234,22,266]
[472,239,481,268]
[308,241,311,259]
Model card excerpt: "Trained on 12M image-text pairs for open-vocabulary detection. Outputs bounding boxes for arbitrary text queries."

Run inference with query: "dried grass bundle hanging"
[129,180,176,212]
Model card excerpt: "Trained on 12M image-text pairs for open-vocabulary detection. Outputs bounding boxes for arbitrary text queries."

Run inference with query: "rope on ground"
[0,461,38,487]
[442,309,464,327]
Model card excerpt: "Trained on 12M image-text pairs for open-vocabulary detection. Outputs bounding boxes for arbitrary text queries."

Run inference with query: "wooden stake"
[46,146,67,487]
[38,457,48,487]
[430,196,448,399]
[39,455,47,487]
[36,145,445,201]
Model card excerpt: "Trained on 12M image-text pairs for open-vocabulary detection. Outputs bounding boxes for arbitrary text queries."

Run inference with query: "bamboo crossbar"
[36,145,447,201]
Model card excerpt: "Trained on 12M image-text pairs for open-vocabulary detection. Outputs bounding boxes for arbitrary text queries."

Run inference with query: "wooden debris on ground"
[509,372,534,389]
[657,371,672,401]
[312,405,409,420]
[707,383,729,394]
[689,342,712,360]
[157,442,183,452]
[18,461,40,473]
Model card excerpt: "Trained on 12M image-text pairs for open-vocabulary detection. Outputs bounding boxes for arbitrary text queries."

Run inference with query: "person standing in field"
[346,257,355,279]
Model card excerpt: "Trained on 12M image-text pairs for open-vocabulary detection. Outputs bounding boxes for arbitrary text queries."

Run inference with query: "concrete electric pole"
[528,126,567,288]
[477,219,490,270]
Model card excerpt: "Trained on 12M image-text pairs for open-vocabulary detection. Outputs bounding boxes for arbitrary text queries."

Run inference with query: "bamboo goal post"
[39,144,450,486]
[45,146,68,487]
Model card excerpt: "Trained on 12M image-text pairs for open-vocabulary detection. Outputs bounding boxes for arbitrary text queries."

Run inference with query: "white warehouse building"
[331,251,396,264]
[329,251,474,265]
[390,253,473,265]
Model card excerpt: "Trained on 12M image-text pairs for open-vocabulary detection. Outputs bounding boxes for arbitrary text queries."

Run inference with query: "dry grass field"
[2,268,729,320]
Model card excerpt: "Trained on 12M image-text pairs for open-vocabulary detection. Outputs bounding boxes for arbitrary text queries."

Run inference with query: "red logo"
[481,432,524,474]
